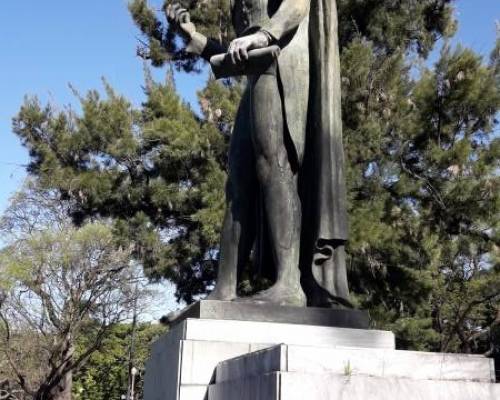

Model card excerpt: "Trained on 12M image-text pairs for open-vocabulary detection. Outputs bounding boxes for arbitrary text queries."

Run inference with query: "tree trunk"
[34,369,72,400]
[48,370,72,400]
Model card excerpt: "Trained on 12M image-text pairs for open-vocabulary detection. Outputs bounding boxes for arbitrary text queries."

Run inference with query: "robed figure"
[167,0,350,308]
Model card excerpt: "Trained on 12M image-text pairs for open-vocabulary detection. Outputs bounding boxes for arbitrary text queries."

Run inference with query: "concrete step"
[215,343,495,384]
[208,371,500,400]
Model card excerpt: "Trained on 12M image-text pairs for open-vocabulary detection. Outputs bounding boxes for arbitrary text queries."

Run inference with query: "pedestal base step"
[209,372,500,400]
[215,344,495,384]
[209,344,498,400]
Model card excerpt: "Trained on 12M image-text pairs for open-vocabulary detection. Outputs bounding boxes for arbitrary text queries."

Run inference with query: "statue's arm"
[166,3,226,62]
[215,0,309,65]
[186,33,227,62]
[260,0,309,42]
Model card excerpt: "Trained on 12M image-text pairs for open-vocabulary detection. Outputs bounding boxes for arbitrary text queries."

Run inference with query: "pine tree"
[12,75,228,303]
[342,36,500,353]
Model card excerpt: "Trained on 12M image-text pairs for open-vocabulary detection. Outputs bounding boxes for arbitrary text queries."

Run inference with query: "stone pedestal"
[143,301,393,400]
[210,344,498,400]
[143,301,497,400]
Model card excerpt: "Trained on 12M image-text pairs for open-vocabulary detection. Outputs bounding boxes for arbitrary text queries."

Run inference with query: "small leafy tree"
[0,182,148,400]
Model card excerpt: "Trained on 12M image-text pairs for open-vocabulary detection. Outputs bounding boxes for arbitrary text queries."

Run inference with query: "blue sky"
[0,0,498,215]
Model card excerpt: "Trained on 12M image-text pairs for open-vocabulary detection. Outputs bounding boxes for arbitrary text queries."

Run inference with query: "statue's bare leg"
[239,69,306,306]
[207,90,257,300]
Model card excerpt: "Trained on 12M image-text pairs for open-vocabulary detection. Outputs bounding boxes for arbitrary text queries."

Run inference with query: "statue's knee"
[256,156,271,182]
[277,146,289,170]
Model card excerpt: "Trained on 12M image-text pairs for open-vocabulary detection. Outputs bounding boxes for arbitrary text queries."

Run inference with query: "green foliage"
[342,34,500,353]
[73,323,165,400]
[129,0,234,71]
[0,183,144,399]
[13,74,227,303]
[337,0,456,57]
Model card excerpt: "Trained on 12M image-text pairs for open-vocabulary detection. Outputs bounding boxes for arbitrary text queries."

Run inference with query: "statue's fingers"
[175,8,188,23]
[178,11,191,24]
[234,45,242,63]
[171,3,182,12]
[170,3,182,18]
[166,4,174,20]
[238,47,248,61]
[167,4,179,21]
[230,48,238,65]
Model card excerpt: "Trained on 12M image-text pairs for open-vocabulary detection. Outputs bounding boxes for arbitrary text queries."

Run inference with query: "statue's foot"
[235,283,306,307]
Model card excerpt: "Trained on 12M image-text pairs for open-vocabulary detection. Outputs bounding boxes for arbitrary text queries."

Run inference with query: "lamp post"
[127,278,139,400]
[130,367,138,400]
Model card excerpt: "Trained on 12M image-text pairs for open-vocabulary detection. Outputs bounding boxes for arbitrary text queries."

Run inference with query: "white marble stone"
[181,319,395,349]
[287,345,384,378]
[208,373,280,400]
[144,319,395,400]
[215,343,495,384]
[209,372,500,400]
[279,373,500,400]
[178,385,208,400]
[144,319,497,400]
[180,340,251,385]
[440,353,495,382]
[145,337,258,400]
[144,323,184,400]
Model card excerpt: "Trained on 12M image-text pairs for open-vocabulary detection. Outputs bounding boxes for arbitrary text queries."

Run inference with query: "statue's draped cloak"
[233,0,350,304]
[273,0,348,304]
[302,0,349,304]
[271,0,347,239]
[307,0,348,243]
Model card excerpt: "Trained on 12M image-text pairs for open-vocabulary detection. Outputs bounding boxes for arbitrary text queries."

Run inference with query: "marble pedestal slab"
[209,344,498,400]
[143,318,394,400]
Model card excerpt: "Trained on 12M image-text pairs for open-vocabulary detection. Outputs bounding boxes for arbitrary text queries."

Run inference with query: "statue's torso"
[230,0,309,162]
[231,0,281,36]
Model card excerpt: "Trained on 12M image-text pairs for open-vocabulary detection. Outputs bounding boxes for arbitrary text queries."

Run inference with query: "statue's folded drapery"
[300,0,350,306]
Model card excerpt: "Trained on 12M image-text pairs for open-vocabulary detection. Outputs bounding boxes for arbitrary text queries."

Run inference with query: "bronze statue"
[167,0,350,308]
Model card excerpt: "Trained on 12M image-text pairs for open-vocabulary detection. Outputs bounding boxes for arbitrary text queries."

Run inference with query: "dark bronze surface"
[162,300,370,329]
[168,0,351,308]
[210,46,281,78]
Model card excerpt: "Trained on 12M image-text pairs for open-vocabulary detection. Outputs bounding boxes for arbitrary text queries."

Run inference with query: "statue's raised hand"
[166,3,196,40]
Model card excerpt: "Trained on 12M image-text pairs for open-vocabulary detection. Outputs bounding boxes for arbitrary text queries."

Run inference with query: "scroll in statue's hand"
[210,45,281,79]
[227,32,271,64]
